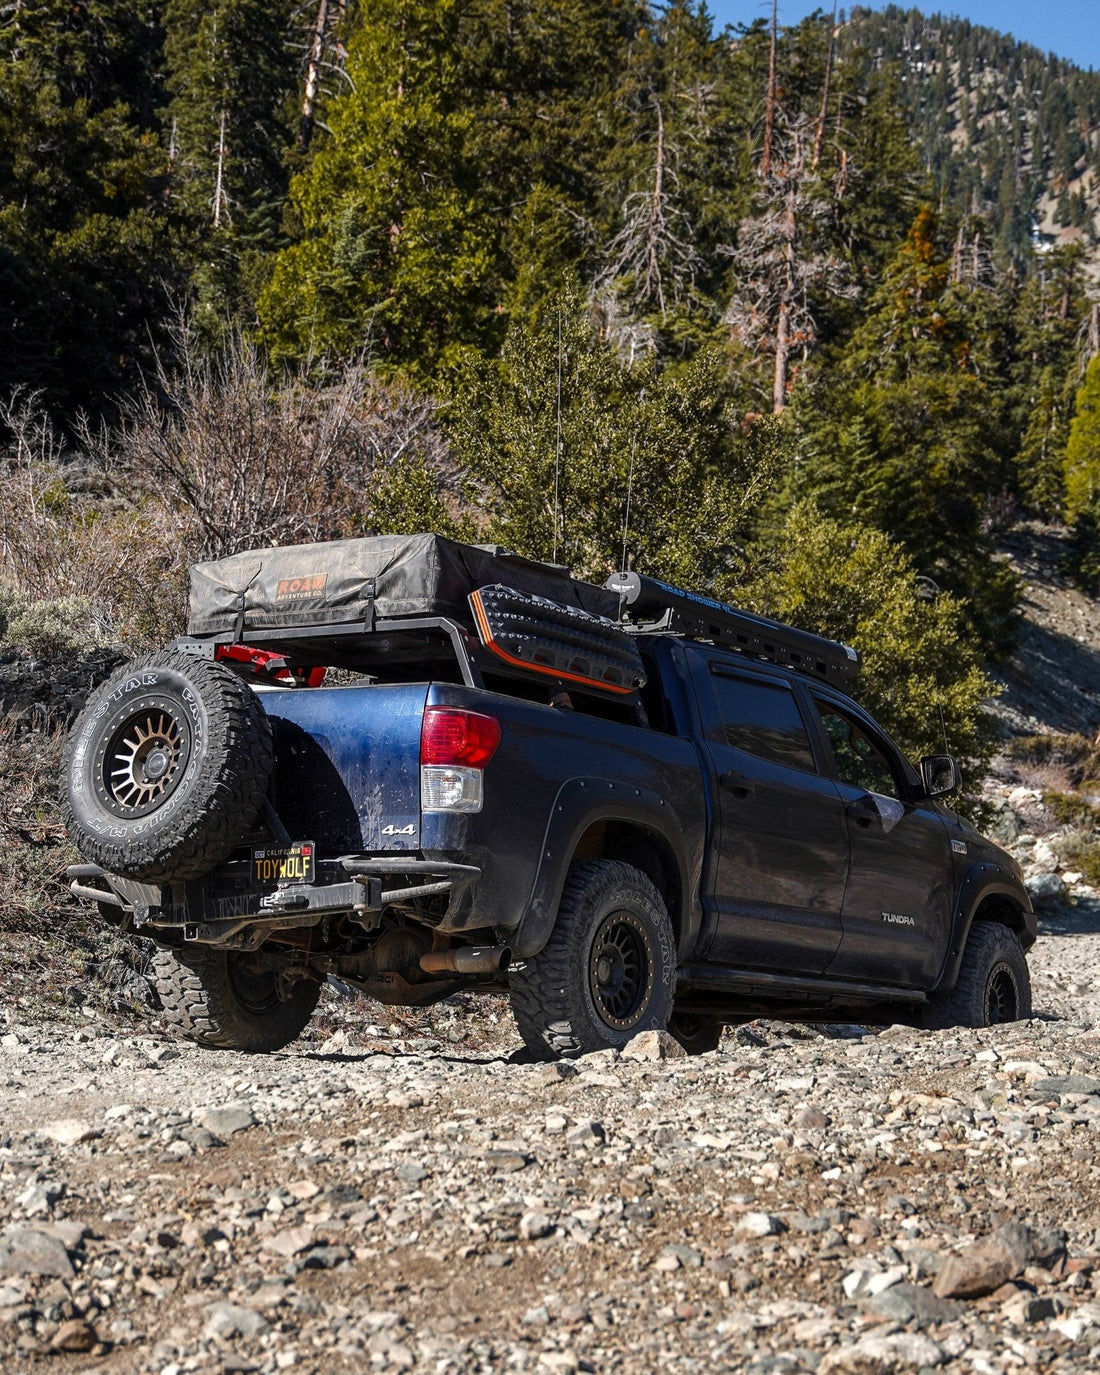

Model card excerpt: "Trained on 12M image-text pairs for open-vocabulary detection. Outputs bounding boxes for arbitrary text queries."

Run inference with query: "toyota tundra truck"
[63,533,1034,1057]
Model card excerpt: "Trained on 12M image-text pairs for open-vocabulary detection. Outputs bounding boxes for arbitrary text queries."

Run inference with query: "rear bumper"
[66,857,481,946]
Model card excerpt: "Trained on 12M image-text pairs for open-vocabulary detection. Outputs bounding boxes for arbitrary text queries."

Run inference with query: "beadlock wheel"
[98,701,189,815]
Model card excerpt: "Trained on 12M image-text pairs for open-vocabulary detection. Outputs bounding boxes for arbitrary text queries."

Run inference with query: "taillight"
[420,707,501,815]
[420,708,501,769]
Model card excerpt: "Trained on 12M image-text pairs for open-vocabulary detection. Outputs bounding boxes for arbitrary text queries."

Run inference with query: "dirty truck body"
[63,534,1035,1056]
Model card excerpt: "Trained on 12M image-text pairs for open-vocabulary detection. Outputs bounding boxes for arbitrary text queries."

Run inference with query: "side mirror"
[920,754,958,799]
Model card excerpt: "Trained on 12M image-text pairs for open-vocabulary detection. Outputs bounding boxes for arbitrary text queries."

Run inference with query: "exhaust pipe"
[420,945,512,975]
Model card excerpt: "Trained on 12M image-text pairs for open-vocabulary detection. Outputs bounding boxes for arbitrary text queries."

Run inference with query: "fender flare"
[510,777,701,960]
[929,861,1035,996]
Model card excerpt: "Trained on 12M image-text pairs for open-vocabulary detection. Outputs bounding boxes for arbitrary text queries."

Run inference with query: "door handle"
[719,771,754,800]
[846,797,879,829]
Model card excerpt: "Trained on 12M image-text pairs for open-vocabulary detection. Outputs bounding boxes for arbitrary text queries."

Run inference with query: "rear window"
[708,668,815,772]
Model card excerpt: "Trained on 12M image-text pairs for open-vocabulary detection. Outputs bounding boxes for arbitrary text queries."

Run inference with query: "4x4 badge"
[381,823,416,836]
[952,840,968,854]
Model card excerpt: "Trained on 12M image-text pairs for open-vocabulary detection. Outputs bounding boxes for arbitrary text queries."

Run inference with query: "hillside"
[993,523,1100,737]
[847,5,1100,271]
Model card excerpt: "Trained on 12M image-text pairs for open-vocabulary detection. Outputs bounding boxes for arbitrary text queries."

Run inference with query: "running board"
[677,964,926,1004]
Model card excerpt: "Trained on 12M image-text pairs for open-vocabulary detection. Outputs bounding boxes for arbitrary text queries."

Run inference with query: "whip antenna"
[620,432,638,588]
[552,307,563,564]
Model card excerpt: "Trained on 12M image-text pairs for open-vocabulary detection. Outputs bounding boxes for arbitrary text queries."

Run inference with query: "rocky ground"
[3,520,1100,1374]
[3,908,1100,1375]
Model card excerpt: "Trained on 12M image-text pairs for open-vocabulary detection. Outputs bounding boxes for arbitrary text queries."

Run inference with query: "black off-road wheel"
[509,859,676,1060]
[62,648,273,883]
[922,921,1031,1030]
[669,1011,723,1055]
[152,946,320,1052]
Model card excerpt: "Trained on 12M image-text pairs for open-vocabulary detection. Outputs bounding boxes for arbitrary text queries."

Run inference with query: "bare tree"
[811,2,839,170]
[722,113,856,413]
[595,98,700,324]
[113,324,448,563]
[761,0,778,179]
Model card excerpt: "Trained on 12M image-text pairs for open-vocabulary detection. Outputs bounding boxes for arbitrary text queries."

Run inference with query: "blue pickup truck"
[63,534,1034,1057]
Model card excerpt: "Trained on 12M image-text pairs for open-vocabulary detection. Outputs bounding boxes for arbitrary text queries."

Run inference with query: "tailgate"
[258,683,428,852]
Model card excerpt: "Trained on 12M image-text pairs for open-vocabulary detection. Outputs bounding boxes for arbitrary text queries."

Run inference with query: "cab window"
[814,700,901,799]
[708,668,815,772]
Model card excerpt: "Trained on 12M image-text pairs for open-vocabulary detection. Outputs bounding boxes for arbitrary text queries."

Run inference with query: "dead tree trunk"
[298,0,329,152]
[212,109,229,227]
[762,0,778,178]
[773,180,797,414]
[811,1,838,170]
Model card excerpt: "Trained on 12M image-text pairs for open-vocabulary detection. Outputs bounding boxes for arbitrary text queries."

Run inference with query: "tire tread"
[152,946,318,1052]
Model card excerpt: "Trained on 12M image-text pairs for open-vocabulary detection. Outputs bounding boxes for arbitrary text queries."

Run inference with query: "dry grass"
[1005,733,1100,792]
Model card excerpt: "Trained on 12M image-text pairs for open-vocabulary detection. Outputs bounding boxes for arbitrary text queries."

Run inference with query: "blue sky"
[705,3,1100,70]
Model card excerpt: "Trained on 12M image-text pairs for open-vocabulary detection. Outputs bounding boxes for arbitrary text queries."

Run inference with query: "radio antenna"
[620,433,637,578]
[552,307,563,564]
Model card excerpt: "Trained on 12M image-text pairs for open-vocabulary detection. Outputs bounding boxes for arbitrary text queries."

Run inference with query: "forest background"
[4,0,1100,790]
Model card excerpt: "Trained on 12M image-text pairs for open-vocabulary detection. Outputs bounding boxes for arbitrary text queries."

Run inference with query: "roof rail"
[605,571,860,687]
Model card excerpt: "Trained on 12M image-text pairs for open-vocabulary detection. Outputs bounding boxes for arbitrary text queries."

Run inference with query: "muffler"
[419,945,511,975]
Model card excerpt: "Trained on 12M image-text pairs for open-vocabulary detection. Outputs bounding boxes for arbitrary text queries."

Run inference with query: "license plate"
[252,842,315,887]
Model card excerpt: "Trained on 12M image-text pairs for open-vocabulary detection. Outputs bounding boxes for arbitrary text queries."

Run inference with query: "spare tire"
[62,648,274,883]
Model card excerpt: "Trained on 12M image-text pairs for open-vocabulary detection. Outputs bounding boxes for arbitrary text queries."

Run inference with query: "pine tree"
[1065,353,1100,520]
[789,209,1017,648]
[162,0,297,325]
[447,282,779,586]
[258,0,504,371]
[259,0,635,375]
[0,2,174,413]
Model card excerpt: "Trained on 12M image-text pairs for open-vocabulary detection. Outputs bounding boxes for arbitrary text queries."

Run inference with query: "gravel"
[1,909,1100,1373]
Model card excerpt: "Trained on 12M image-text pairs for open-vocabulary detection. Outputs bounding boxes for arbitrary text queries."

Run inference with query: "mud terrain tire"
[922,921,1032,1029]
[63,648,273,883]
[509,859,676,1059]
[152,946,319,1052]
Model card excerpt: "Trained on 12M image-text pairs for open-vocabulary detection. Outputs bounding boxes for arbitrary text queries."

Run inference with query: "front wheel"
[152,946,320,1052]
[669,1011,723,1055]
[509,860,676,1059]
[922,922,1031,1030]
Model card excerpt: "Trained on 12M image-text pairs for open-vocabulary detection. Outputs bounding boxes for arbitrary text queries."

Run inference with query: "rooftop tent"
[187,533,619,638]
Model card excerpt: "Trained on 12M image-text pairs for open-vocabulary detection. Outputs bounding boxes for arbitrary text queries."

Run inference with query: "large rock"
[195,1104,256,1136]
[865,1282,961,1328]
[621,1029,686,1061]
[0,1229,74,1279]
[819,1332,946,1373]
[932,1223,1062,1299]
[1026,872,1067,905]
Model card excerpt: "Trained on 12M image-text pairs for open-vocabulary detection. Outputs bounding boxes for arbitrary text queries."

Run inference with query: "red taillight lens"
[420,707,501,769]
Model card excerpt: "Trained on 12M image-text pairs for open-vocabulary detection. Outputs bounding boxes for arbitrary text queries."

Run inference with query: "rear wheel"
[509,860,676,1059]
[152,946,319,1052]
[922,922,1031,1029]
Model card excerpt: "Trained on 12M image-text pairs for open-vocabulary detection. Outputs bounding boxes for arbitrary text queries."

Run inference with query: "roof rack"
[604,571,860,688]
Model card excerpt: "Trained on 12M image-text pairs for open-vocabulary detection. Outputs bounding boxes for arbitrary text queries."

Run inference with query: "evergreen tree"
[447,283,780,586]
[259,0,636,375]
[162,0,298,327]
[1065,352,1100,521]
[788,209,1017,648]
[0,2,175,414]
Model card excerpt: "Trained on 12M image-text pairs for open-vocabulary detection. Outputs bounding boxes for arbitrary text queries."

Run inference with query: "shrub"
[0,590,109,658]
[1057,830,1100,887]
[1007,734,1100,791]
[1042,790,1100,829]
[732,502,999,796]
